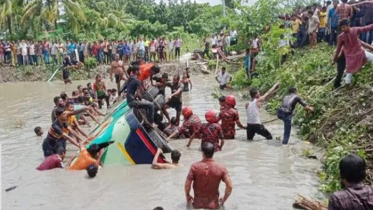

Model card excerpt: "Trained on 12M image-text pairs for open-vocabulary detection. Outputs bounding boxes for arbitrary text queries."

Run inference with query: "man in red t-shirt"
[37,147,65,171]
[137,63,160,90]
[185,142,233,209]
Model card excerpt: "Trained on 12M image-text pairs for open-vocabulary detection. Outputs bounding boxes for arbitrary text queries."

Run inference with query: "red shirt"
[92,44,99,56]
[196,123,224,151]
[178,114,202,138]
[37,154,63,170]
[187,159,229,209]
[138,63,154,81]
[334,24,373,73]
[220,108,239,139]
[336,3,353,24]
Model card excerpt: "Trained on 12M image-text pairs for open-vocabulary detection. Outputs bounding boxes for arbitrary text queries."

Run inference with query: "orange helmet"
[182,107,193,119]
[205,109,220,123]
[225,95,236,107]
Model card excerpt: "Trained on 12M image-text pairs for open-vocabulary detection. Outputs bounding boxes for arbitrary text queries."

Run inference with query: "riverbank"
[232,42,373,193]
[0,59,210,83]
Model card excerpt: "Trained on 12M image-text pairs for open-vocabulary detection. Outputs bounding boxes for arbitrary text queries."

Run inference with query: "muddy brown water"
[1,75,324,210]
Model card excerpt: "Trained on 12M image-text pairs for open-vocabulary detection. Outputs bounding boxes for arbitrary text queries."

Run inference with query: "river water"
[1,75,324,210]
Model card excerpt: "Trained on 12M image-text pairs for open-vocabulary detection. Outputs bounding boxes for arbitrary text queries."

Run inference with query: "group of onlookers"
[284,0,373,48]
[0,36,184,67]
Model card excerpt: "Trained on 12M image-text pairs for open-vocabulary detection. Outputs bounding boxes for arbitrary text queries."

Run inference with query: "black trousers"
[202,49,211,59]
[334,53,346,89]
[128,100,155,124]
[246,123,273,140]
[97,94,110,109]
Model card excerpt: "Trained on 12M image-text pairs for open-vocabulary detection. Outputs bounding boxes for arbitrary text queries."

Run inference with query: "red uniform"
[219,107,239,139]
[187,159,229,209]
[195,123,224,151]
[178,114,202,138]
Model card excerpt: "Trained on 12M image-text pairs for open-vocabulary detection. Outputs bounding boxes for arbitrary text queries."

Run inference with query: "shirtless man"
[152,148,181,169]
[110,53,128,92]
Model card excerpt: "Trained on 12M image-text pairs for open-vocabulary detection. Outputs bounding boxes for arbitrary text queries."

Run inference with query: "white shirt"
[21,43,28,56]
[252,38,259,49]
[29,44,35,55]
[216,71,231,86]
[211,37,217,45]
[168,41,174,50]
[247,99,261,124]
[137,41,145,51]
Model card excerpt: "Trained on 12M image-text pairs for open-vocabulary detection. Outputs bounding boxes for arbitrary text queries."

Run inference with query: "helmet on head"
[182,107,193,119]
[205,109,220,123]
[225,95,236,107]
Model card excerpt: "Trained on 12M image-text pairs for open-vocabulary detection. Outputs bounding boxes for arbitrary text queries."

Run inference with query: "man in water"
[166,107,202,140]
[246,82,279,141]
[123,65,156,127]
[219,96,226,111]
[187,109,224,151]
[328,154,373,209]
[94,74,110,109]
[152,148,181,169]
[220,95,246,139]
[185,142,232,209]
[110,53,127,92]
[215,67,232,90]
[277,87,313,145]
[163,75,184,125]
[42,107,80,157]
[332,19,373,86]
[37,147,65,171]
[66,142,112,170]
[51,96,65,122]
[34,126,43,136]
[163,117,179,138]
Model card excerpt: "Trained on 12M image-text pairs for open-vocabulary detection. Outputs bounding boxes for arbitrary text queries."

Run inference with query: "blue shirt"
[68,44,75,53]
[117,44,123,55]
[245,54,250,69]
[328,8,339,29]
[123,44,131,55]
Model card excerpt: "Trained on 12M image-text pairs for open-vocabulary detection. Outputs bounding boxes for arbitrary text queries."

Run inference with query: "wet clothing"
[246,124,272,140]
[163,125,179,138]
[277,94,301,144]
[182,80,189,91]
[278,93,307,114]
[42,120,69,157]
[178,114,202,138]
[187,159,229,209]
[166,82,183,112]
[220,108,239,139]
[328,184,373,210]
[68,149,96,170]
[247,99,261,124]
[93,81,110,109]
[37,154,64,171]
[195,123,224,151]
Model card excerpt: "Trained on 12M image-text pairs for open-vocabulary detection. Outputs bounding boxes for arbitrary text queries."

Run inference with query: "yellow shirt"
[319,11,327,28]
[291,19,302,33]
[67,115,76,127]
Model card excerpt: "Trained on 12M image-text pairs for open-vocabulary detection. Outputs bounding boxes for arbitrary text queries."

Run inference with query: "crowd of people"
[0,36,185,67]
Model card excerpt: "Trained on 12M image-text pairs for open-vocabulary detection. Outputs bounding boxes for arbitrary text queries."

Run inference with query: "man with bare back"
[110,53,128,92]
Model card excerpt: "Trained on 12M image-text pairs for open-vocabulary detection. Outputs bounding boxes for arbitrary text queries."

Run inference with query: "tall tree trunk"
[7,16,12,35]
